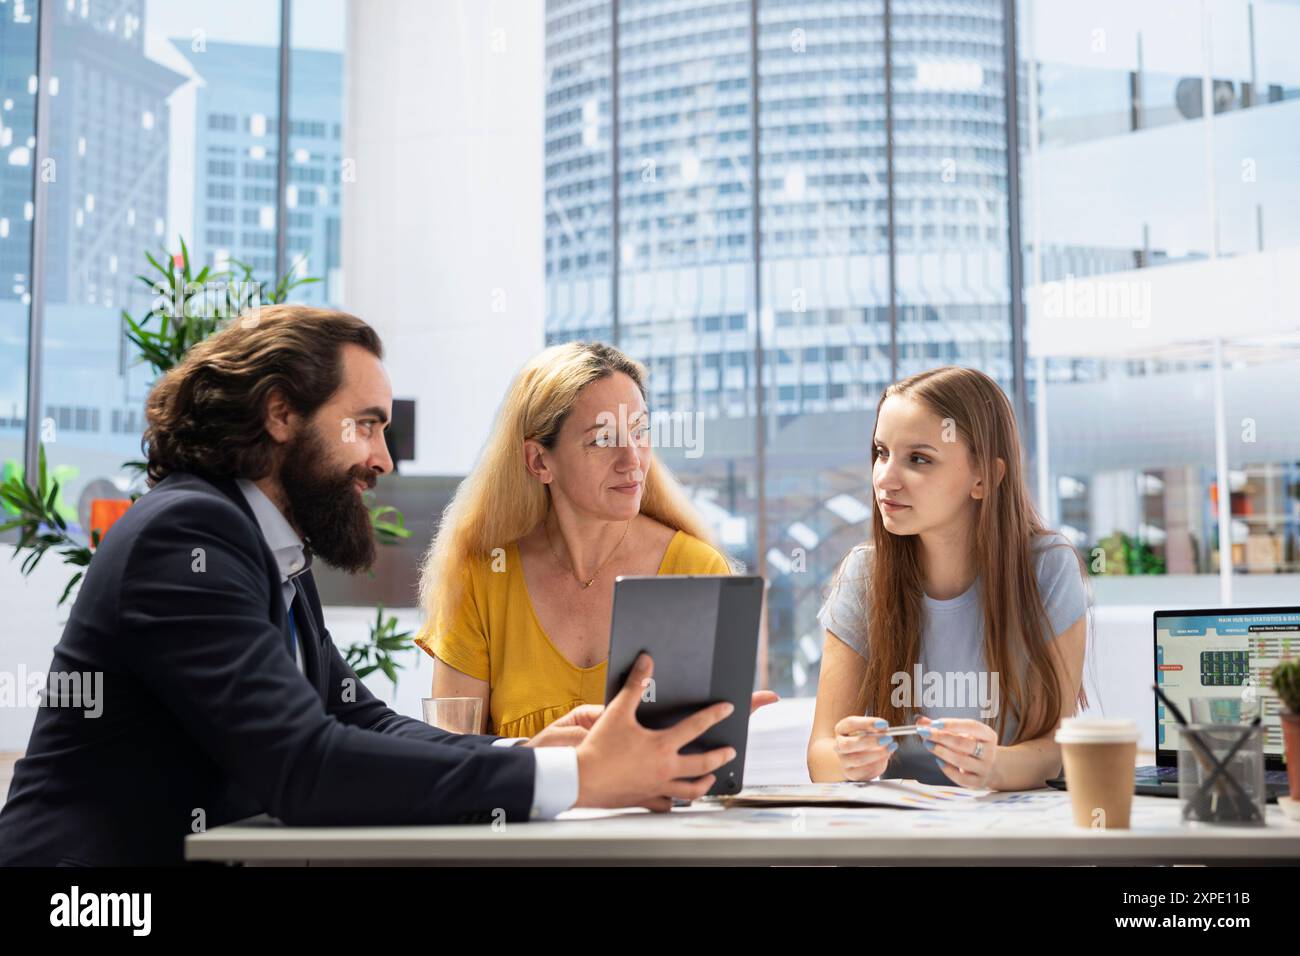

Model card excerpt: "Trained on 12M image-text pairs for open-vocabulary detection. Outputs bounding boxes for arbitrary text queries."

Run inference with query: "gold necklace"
[545,516,632,589]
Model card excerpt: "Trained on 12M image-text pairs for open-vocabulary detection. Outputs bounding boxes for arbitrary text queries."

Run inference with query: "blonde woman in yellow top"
[415,341,778,738]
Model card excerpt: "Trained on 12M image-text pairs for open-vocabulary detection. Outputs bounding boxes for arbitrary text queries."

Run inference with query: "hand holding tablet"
[603,575,765,796]
[575,651,738,812]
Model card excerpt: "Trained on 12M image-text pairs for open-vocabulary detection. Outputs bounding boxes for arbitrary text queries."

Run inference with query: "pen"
[849,724,919,736]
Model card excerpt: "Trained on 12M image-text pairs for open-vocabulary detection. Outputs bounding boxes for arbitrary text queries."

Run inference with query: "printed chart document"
[720,780,1010,811]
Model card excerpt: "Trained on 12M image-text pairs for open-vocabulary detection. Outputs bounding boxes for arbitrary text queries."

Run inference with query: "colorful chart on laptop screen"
[1155,609,1300,756]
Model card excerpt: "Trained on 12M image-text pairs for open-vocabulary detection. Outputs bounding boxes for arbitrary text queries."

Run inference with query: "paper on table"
[720,779,993,811]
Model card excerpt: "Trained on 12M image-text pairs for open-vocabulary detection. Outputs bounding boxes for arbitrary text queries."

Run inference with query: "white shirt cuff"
[526,745,580,820]
[491,737,527,747]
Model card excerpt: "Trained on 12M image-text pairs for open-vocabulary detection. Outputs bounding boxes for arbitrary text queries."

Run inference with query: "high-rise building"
[0,3,38,314]
[179,40,342,302]
[43,1,186,309]
[0,3,39,445]
[544,0,1018,693]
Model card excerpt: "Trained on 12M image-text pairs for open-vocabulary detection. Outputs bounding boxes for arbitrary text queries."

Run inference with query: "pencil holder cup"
[1177,723,1266,827]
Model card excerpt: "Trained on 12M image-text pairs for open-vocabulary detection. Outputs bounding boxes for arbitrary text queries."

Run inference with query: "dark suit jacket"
[0,471,535,865]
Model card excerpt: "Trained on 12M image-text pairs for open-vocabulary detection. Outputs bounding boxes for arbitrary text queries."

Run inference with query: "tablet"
[603,574,764,796]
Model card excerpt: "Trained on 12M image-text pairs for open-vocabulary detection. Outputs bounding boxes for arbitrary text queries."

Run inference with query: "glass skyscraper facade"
[545,0,1020,693]
[186,40,343,302]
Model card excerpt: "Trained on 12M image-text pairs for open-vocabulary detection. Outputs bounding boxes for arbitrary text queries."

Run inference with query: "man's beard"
[279,424,377,574]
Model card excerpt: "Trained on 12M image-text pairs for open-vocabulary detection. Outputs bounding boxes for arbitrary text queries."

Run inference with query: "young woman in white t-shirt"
[807,366,1092,790]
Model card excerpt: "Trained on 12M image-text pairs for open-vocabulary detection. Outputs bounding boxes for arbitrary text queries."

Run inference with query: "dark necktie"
[286,604,299,661]
[287,574,318,684]
[285,545,314,664]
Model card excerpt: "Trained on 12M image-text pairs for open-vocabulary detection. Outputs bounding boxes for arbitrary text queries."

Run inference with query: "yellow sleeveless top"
[414,531,731,738]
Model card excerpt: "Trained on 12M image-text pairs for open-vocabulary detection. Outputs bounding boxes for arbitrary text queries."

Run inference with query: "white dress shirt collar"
[234,478,310,584]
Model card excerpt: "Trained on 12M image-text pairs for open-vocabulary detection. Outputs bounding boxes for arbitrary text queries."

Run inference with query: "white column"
[342,0,545,475]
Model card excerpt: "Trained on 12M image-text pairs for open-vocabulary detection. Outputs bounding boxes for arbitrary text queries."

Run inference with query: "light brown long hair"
[416,341,724,646]
[834,366,1091,747]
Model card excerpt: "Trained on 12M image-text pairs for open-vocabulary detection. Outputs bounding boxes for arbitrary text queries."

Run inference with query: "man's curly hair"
[143,304,384,487]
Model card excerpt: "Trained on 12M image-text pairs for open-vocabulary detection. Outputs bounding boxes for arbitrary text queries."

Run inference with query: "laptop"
[1046,606,1295,802]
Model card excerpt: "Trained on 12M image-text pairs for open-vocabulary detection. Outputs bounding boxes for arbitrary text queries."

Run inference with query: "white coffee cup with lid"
[1055,718,1140,744]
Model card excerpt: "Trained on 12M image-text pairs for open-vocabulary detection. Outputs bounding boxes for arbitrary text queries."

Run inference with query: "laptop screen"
[1155,607,1300,762]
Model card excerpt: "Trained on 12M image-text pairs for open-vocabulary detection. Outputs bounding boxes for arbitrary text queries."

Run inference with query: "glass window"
[0,2,38,503]
[34,1,280,524]
[287,0,345,306]
[1023,0,1300,593]
[544,0,614,345]
[610,0,760,627]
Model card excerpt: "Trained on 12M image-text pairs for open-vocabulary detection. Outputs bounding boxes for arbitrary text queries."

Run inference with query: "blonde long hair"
[834,366,1092,747]
[417,341,722,638]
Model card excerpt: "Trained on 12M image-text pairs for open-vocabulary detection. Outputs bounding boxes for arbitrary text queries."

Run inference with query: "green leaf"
[57,571,83,607]
[144,250,168,279]
[20,548,43,576]
[369,504,412,543]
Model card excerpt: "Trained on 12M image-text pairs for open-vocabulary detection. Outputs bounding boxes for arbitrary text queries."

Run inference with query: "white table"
[186,791,1300,866]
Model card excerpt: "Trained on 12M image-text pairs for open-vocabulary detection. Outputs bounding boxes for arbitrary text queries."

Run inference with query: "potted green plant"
[0,446,97,606]
[1272,658,1300,817]
[1087,530,1166,576]
[344,605,415,685]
